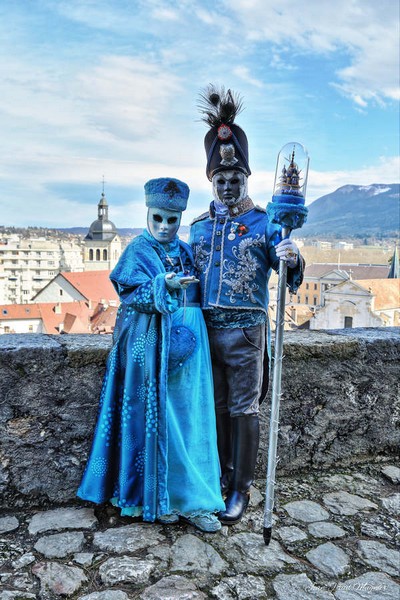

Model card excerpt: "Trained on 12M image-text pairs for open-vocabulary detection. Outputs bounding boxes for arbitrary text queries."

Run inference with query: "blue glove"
[165,273,199,291]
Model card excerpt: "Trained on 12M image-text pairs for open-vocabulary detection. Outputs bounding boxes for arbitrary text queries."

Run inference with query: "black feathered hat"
[198,85,251,181]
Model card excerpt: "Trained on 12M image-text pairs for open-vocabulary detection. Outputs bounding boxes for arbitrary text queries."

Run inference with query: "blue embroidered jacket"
[189,199,304,320]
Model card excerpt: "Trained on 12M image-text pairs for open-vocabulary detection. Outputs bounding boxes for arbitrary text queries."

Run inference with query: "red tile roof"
[304,264,389,279]
[38,302,92,334]
[61,270,119,305]
[91,304,118,334]
[355,279,400,310]
[0,304,41,319]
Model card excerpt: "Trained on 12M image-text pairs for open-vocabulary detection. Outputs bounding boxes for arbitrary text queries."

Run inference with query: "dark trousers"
[207,324,267,417]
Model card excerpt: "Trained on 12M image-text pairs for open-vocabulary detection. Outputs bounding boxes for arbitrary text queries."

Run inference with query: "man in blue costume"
[190,87,305,525]
[78,177,225,532]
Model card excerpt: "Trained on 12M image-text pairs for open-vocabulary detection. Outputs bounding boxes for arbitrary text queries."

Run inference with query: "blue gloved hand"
[165,273,199,291]
[275,238,299,268]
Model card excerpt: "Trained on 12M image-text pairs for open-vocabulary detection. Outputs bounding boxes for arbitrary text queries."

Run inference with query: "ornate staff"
[263,142,309,546]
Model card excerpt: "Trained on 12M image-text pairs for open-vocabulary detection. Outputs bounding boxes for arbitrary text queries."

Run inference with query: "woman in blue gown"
[77,178,224,532]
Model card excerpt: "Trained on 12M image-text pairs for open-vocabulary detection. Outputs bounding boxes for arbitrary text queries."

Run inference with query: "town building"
[0,301,91,334]
[0,269,120,334]
[83,193,122,271]
[310,279,400,329]
[0,300,118,334]
[32,270,119,308]
[296,263,390,307]
[0,235,84,304]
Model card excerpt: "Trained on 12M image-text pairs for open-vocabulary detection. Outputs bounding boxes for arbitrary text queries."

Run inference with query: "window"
[344,316,353,328]
[103,249,107,261]
[28,325,34,332]
[314,283,317,290]
[4,326,10,333]
[297,295,301,303]
[96,249,100,261]
[305,295,309,304]
[59,289,63,296]
[305,283,309,290]
[89,249,94,261]
[313,296,317,305]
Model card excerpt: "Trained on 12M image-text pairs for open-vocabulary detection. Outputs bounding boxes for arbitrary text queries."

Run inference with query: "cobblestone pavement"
[1,461,399,599]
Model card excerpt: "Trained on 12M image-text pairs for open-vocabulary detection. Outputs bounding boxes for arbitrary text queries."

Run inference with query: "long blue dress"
[77,230,224,520]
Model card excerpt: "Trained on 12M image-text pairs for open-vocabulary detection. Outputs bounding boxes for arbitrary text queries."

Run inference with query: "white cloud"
[225,0,400,106]
[233,66,264,88]
[151,7,180,21]
[305,156,400,203]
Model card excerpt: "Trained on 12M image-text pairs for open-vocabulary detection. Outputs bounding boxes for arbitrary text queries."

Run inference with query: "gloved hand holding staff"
[264,143,309,545]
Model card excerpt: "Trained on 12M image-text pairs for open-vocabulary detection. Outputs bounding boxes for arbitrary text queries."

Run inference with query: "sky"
[1,0,399,228]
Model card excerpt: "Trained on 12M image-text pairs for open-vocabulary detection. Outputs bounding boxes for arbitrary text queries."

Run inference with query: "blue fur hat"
[144,178,190,212]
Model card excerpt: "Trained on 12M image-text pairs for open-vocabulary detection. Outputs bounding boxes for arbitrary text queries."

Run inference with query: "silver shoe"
[183,513,221,532]
[158,513,179,524]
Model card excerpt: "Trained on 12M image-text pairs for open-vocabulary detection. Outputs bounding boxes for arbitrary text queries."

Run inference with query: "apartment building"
[0,236,84,304]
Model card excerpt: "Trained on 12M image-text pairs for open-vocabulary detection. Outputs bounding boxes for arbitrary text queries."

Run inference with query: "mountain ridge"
[301,183,399,237]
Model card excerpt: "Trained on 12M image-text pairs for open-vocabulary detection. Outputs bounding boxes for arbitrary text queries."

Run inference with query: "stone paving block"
[170,534,227,575]
[93,523,164,553]
[74,552,95,566]
[28,507,97,534]
[32,561,87,595]
[323,491,378,515]
[273,573,335,600]
[306,541,350,577]
[277,526,307,543]
[360,513,400,542]
[217,533,299,575]
[140,575,207,599]
[308,521,346,539]
[99,555,156,585]
[283,500,330,522]
[211,574,268,599]
[357,539,400,576]
[381,492,400,515]
[381,465,400,484]
[79,592,131,600]
[0,516,19,534]
[0,592,36,600]
[334,571,400,600]
[34,530,85,558]
[11,552,35,569]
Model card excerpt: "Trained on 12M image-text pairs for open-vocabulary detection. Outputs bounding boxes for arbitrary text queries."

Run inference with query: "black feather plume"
[198,84,244,127]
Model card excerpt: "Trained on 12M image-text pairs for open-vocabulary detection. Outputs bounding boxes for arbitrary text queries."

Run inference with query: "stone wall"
[0,329,398,509]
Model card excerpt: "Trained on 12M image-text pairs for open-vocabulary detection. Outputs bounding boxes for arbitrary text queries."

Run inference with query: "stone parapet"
[0,329,398,508]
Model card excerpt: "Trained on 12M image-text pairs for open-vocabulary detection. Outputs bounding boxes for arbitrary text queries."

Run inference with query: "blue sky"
[1,0,399,228]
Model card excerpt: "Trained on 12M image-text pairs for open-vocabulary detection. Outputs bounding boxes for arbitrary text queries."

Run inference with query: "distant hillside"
[11,183,397,240]
[301,184,399,237]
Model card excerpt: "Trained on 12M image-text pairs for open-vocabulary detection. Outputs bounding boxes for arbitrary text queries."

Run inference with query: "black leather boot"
[218,414,259,525]
[215,411,233,496]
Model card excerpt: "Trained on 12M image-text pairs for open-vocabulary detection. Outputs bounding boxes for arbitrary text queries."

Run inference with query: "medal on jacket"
[228,222,249,240]
[228,222,239,240]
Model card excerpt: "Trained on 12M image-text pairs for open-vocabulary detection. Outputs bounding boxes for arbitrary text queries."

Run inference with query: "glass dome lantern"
[272,142,309,204]
[267,142,310,231]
